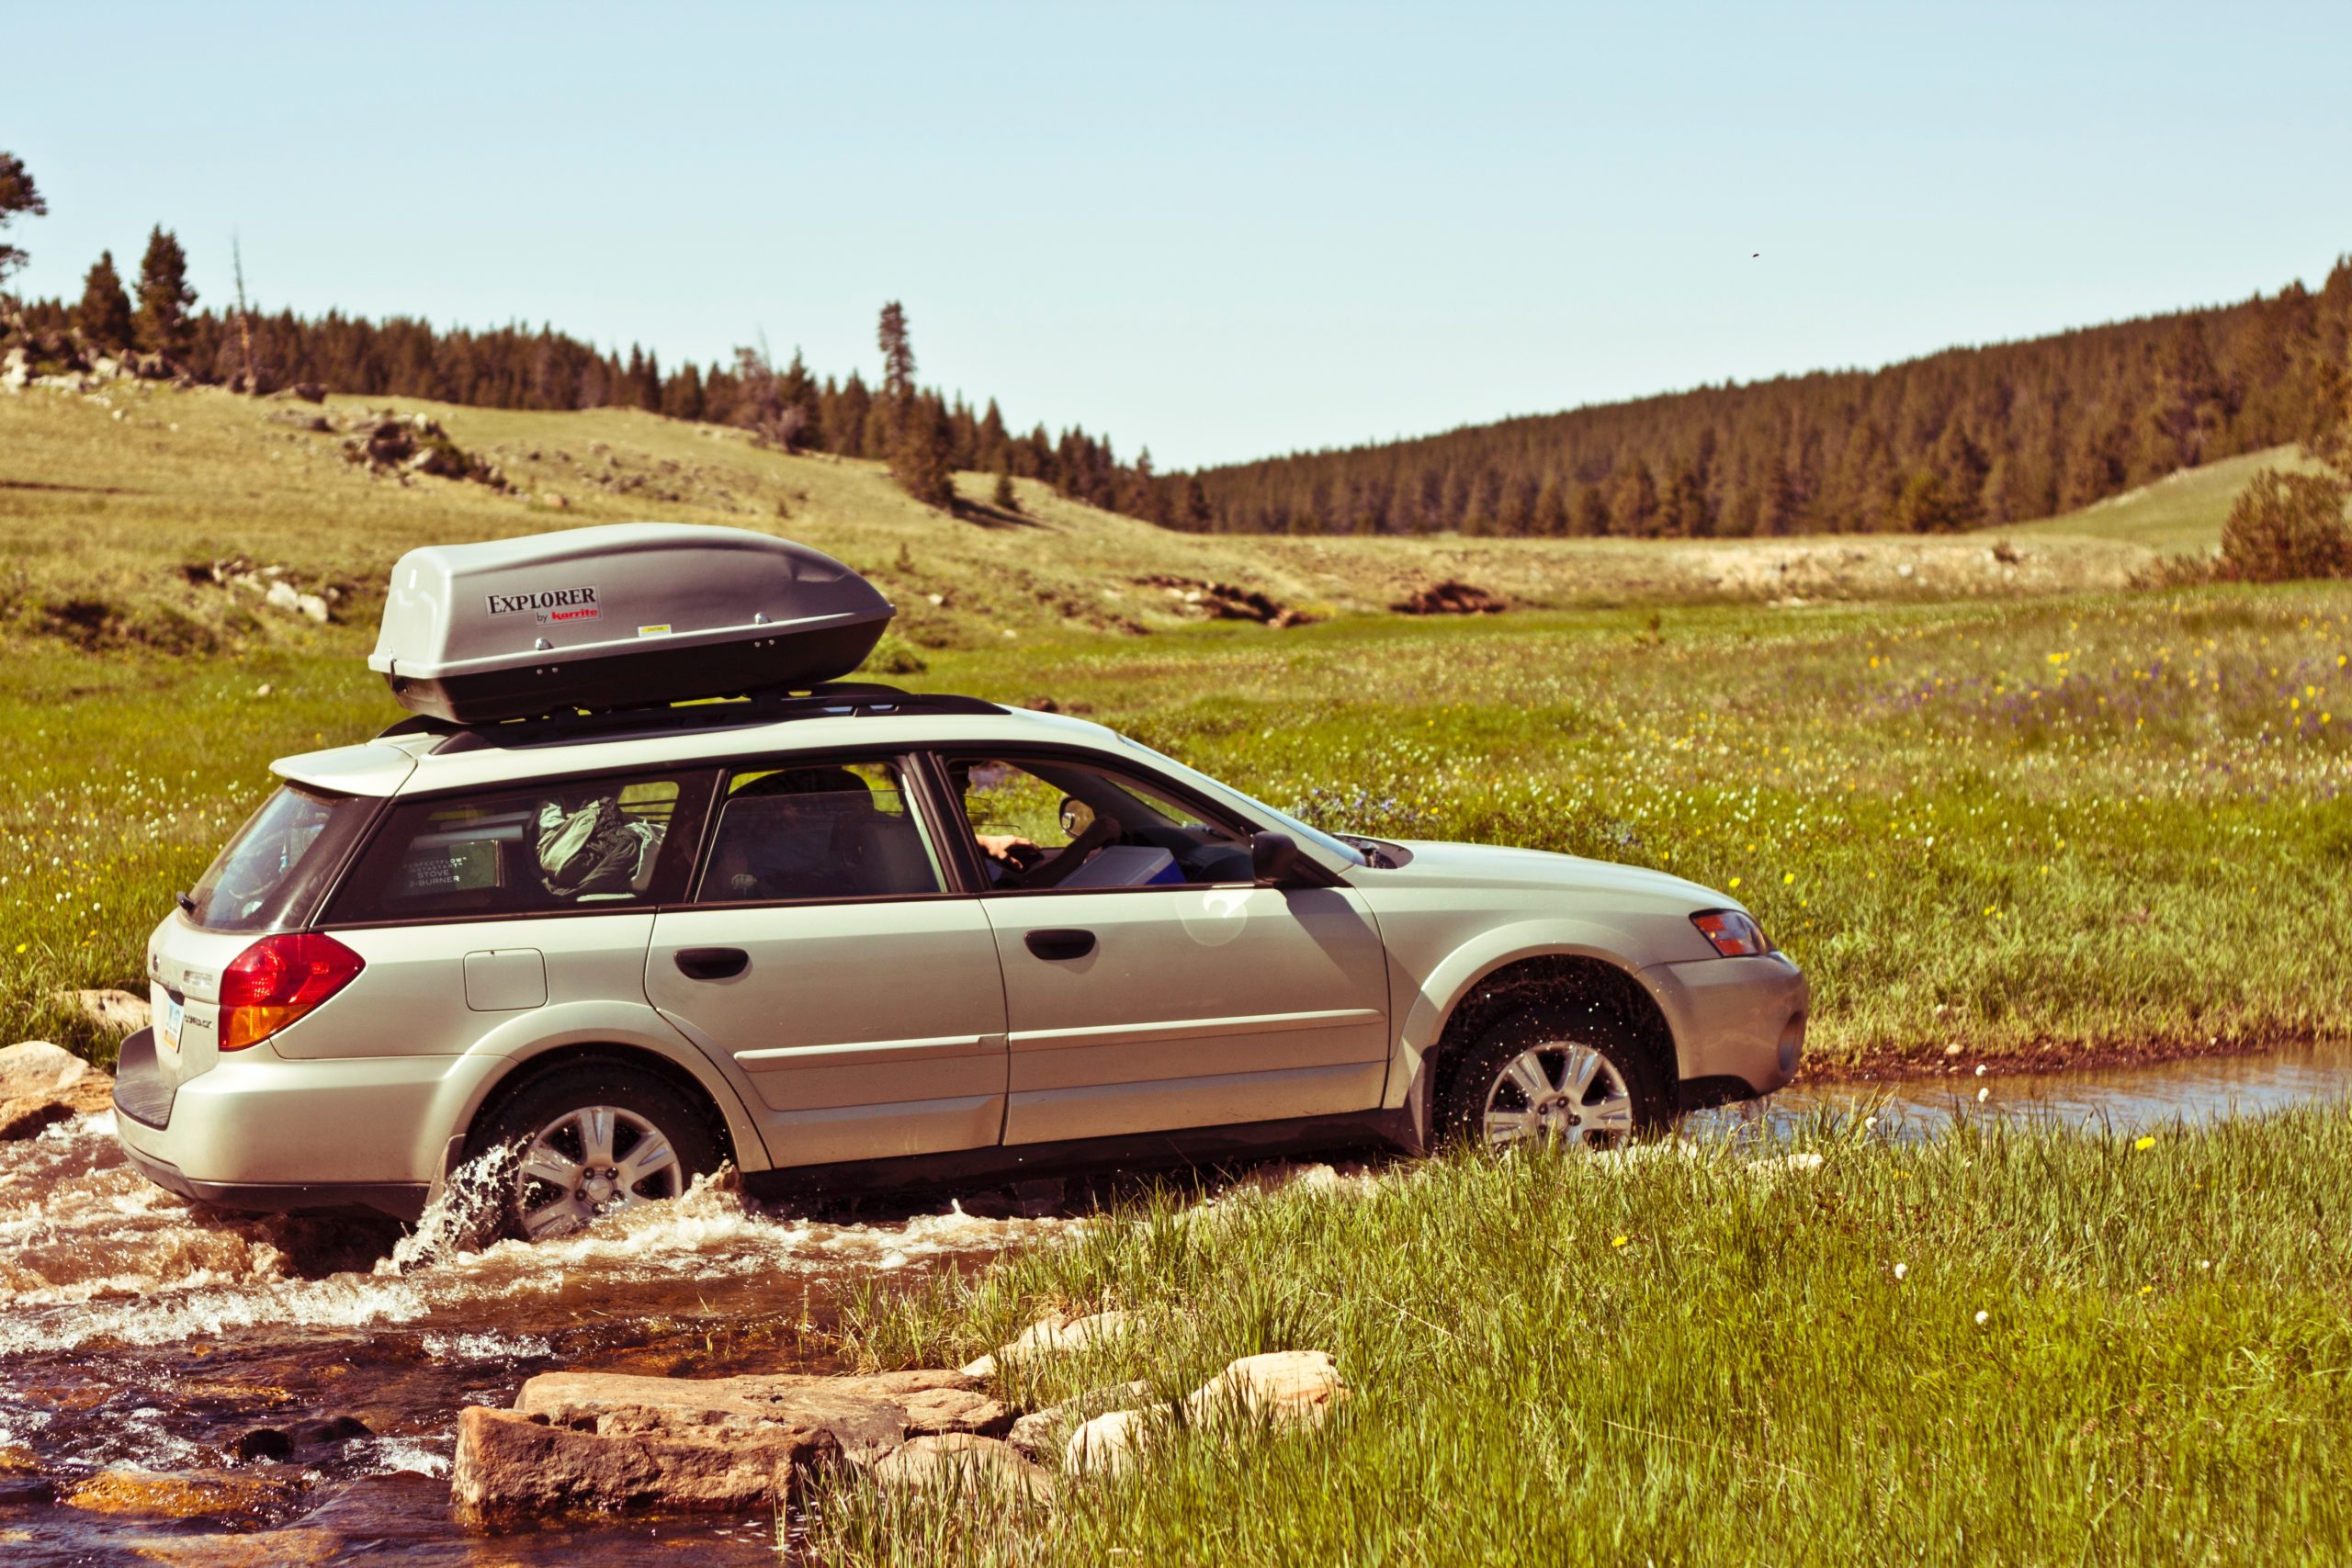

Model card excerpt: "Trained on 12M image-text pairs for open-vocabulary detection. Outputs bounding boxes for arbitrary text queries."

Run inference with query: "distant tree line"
[7,146,2350,537]
[1170,260,2352,537]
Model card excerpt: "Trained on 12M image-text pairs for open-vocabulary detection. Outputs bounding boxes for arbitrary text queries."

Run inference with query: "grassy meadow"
[813,1105,2352,1564]
[2,382,2346,1074]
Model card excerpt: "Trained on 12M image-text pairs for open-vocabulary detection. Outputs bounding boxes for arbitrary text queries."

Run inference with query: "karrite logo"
[486,586,601,623]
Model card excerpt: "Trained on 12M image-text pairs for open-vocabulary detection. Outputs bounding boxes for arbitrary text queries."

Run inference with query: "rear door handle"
[1023,929,1096,962]
[674,946,750,980]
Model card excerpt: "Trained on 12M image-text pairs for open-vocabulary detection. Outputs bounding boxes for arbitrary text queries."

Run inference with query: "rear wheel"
[1437,1007,1668,1152]
[473,1065,721,1240]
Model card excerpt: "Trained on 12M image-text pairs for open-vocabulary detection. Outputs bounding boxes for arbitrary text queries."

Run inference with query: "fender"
[1386,919,1676,1110]
[431,998,772,1175]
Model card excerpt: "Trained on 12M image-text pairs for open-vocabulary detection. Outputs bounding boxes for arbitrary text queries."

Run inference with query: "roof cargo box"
[368,524,895,723]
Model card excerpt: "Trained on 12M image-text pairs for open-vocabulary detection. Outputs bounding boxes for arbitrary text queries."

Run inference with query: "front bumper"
[1643,950,1810,1100]
[112,1028,499,1220]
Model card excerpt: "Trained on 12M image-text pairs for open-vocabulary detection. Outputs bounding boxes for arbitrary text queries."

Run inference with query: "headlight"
[1691,909,1770,957]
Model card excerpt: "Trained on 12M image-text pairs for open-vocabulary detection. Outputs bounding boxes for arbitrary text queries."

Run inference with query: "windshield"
[187,785,362,931]
[1115,738,1368,869]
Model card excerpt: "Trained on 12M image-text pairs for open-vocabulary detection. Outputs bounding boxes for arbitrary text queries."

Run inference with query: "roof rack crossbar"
[369,683,1005,754]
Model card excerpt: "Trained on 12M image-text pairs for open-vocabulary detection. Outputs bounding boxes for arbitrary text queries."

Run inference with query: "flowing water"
[0,1114,1079,1565]
[6,1043,2350,1564]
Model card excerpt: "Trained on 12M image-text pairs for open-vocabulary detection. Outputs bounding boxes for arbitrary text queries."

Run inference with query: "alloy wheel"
[513,1104,684,1238]
[1480,1041,1635,1150]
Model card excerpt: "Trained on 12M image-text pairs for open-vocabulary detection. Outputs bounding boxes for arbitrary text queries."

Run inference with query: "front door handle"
[1023,929,1096,962]
[674,946,749,981]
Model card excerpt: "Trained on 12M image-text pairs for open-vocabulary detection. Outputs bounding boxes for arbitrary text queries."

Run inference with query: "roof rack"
[373,683,1006,754]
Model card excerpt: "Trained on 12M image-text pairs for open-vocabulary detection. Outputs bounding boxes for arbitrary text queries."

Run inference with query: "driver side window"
[944,755,1253,892]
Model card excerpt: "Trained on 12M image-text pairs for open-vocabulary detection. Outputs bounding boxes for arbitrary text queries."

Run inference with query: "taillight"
[220,932,366,1050]
[1691,909,1771,958]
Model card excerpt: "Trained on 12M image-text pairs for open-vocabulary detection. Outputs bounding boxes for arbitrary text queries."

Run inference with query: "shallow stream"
[5,1042,2349,1564]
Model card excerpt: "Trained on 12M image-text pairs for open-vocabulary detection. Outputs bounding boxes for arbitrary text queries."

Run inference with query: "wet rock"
[868,1433,1053,1503]
[119,1526,344,1567]
[62,1468,298,1519]
[452,1366,1001,1520]
[232,1427,294,1461]
[1182,1349,1348,1432]
[960,1309,1135,1380]
[1007,1379,1154,1461]
[0,1096,75,1141]
[454,1406,797,1518]
[287,1415,372,1448]
[62,987,151,1035]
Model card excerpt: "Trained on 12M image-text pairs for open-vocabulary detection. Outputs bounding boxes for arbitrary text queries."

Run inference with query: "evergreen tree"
[74,251,134,352]
[1614,458,1660,536]
[992,467,1020,513]
[0,151,47,289]
[1532,475,1570,537]
[1570,484,1611,537]
[133,226,197,359]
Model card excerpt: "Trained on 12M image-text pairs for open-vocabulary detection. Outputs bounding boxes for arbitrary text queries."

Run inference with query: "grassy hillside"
[3,380,2347,1073]
[2008,444,2334,553]
[0,381,2152,663]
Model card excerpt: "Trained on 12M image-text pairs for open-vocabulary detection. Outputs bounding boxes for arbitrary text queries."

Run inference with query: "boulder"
[0,1040,88,1099]
[62,988,151,1035]
[1006,1380,1154,1461]
[867,1433,1053,1503]
[1063,1407,1150,1478]
[1182,1349,1349,1433]
[961,1310,1135,1380]
[452,1366,1007,1520]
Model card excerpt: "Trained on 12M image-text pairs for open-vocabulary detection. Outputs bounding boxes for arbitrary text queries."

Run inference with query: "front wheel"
[472,1065,721,1240]
[1436,1008,1668,1152]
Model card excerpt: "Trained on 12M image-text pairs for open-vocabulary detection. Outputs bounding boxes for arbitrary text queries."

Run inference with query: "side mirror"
[1058,795,1096,837]
[1250,830,1304,885]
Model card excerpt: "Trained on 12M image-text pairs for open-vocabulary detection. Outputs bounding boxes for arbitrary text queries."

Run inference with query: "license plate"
[159,995,184,1054]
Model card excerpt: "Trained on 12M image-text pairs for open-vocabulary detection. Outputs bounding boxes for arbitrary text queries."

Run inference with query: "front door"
[644,757,1010,1167]
[934,752,1391,1145]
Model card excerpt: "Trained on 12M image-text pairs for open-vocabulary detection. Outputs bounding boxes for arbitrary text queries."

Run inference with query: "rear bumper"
[1643,951,1810,1099]
[111,1035,500,1214]
[117,1140,429,1222]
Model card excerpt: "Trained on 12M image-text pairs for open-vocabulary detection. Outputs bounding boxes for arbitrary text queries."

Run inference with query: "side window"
[944,755,1253,892]
[697,760,942,904]
[331,773,700,922]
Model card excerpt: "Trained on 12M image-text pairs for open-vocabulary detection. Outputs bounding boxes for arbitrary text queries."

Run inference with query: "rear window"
[326,772,709,923]
[188,785,366,932]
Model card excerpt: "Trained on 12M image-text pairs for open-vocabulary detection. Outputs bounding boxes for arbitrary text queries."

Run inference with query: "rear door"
[932,750,1391,1145]
[315,768,711,1064]
[643,755,1011,1167]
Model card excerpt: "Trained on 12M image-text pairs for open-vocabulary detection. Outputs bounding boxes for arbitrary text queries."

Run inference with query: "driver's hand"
[976,833,1044,868]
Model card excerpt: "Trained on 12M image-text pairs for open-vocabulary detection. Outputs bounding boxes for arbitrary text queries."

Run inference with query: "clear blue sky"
[9,1,2350,468]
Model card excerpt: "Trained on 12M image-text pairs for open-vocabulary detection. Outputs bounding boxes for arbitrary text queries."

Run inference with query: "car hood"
[1363,839,1736,910]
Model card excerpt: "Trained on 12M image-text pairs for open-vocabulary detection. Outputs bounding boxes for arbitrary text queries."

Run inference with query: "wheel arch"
[1396,934,1682,1146]
[444,1006,766,1176]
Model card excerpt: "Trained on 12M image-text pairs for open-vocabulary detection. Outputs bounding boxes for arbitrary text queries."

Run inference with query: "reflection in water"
[1750,1037,2352,1137]
[6,1043,2352,1561]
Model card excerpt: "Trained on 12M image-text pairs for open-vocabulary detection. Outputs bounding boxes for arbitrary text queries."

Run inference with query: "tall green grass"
[928,585,2352,1068]
[810,1105,2352,1564]
[3,584,2347,1067]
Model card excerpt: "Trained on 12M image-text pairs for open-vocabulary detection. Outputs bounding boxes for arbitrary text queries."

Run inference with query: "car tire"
[1436,1006,1668,1153]
[469,1063,722,1241]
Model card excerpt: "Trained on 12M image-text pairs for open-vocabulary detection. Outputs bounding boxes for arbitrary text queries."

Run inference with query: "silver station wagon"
[115,525,1807,1238]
